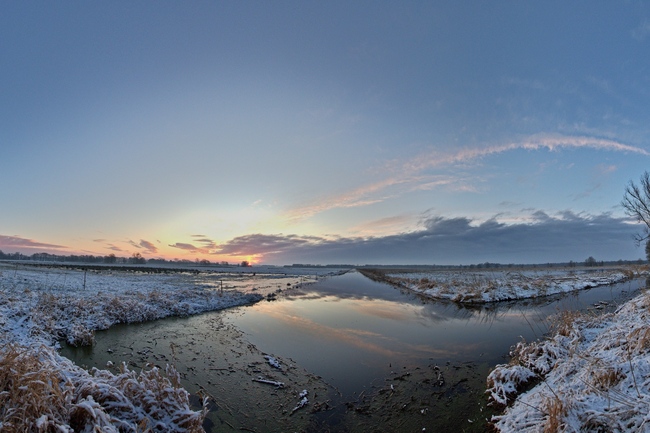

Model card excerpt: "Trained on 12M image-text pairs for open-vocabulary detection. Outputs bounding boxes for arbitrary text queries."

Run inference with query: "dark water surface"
[61,270,647,432]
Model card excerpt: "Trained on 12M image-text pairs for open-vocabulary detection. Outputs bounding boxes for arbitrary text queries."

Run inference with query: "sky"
[2,1,650,265]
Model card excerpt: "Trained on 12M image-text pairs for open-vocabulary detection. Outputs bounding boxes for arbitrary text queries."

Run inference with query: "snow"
[263,355,282,370]
[0,262,341,432]
[487,286,650,432]
[381,266,645,303]
[291,390,309,415]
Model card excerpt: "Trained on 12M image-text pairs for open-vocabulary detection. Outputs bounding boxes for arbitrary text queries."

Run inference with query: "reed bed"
[364,266,647,303]
[487,290,650,432]
[0,266,272,432]
[0,343,206,432]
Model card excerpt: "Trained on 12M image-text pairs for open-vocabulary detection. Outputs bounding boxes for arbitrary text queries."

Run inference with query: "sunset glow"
[2,2,650,264]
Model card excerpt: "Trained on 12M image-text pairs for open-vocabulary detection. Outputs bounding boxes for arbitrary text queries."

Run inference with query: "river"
[60,270,647,432]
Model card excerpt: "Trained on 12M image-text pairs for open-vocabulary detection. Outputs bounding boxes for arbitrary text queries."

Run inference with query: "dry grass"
[0,344,70,432]
[626,327,650,354]
[542,395,567,433]
[551,310,584,337]
[590,366,625,391]
[0,344,208,432]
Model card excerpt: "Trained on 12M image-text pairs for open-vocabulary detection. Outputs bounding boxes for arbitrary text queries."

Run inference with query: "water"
[61,270,646,432]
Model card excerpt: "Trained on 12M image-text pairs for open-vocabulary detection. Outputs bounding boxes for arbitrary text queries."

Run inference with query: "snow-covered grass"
[487,288,650,432]
[362,266,646,303]
[0,263,336,432]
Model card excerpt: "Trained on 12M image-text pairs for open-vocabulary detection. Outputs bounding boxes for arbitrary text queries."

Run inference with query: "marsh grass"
[0,343,208,432]
[0,344,69,431]
[541,394,567,433]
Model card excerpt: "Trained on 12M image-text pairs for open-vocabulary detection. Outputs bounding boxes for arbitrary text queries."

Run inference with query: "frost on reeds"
[486,291,650,432]
[0,268,265,432]
[0,343,207,432]
[369,266,646,304]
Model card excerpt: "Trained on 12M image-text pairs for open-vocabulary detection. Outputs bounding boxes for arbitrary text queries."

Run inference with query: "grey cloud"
[169,242,201,252]
[214,234,324,256]
[220,212,642,265]
[192,237,217,249]
[139,239,158,254]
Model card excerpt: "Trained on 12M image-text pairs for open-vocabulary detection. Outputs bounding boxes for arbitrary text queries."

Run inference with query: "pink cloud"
[0,235,67,251]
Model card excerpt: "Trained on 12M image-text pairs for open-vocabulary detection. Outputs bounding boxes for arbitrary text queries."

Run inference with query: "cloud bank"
[214,211,643,265]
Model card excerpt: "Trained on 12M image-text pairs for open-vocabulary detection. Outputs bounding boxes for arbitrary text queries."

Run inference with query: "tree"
[130,252,146,264]
[622,171,650,244]
[646,239,650,262]
[585,256,597,267]
[240,260,250,267]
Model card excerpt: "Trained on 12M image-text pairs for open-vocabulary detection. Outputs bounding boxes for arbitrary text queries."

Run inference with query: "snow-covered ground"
[369,266,646,303]
[487,285,650,432]
[0,263,342,432]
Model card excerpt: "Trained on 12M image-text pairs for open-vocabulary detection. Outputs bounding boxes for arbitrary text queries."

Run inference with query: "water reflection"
[224,270,645,397]
[60,269,646,432]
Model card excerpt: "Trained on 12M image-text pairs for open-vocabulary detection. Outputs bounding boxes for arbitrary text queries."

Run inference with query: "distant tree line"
[0,250,236,266]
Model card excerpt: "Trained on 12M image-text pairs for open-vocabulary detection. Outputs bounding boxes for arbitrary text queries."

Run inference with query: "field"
[359,265,646,303]
[0,262,339,432]
[3,261,650,432]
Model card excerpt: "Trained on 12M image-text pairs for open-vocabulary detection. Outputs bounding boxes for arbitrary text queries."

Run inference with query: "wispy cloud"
[191,235,217,249]
[0,235,67,251]
[168,242,203,252]
[286,134,649,221]
[632,19,650,41]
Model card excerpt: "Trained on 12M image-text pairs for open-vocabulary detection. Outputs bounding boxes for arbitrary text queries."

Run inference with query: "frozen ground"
[361,266,646,303]
[0,262,343,432]
[486,284,650,432]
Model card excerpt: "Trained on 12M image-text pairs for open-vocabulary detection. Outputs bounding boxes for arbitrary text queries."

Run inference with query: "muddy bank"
[61,311,334,433]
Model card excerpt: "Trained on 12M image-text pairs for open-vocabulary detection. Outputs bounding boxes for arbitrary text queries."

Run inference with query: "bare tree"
[622,171,650,244]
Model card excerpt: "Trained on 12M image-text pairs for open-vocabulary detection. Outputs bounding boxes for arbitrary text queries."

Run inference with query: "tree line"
[0,251,242,266]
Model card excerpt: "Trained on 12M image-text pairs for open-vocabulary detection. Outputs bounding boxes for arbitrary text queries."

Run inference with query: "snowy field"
[0,262,344,432]
[362,266,646,303]
[487,287,650,432]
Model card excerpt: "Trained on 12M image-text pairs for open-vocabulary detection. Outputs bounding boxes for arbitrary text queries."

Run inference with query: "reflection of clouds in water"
[252,301,462,360]
[348,299,418,322]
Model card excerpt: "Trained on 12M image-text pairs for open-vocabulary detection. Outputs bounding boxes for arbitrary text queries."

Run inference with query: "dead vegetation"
[0,343,208,432]
[488,289,650,432]
[361,265,647,304]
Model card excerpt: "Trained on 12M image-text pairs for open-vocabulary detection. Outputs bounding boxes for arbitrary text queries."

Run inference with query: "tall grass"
[0,343,208,432]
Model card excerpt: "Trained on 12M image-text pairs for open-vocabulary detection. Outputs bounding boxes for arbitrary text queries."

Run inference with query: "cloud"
[214,233,323,256]
[285,134,649,221]
[191,235,217,249]
[0,235,67,252]
[139,239,158,254]
[168,242,202,252]
[220,211,643,265]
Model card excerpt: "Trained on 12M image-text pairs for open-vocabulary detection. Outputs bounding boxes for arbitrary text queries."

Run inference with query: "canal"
[61,270,646,432]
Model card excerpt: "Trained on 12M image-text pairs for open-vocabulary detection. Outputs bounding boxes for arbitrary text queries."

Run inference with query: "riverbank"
[487,280,650,431]
[0,263,335,432]
[359,265,647,303]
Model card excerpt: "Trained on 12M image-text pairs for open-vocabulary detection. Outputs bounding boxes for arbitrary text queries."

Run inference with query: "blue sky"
[2,1,650,264]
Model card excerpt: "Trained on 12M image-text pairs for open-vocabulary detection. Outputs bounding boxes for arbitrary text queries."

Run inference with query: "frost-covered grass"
[0,263,333,432]
[487,289,650,432]
[0,343,207,432]
[363,266,645,303]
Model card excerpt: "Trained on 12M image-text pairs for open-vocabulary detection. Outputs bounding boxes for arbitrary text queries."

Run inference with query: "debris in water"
[252,376,285,388]
[264,354,282,370]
